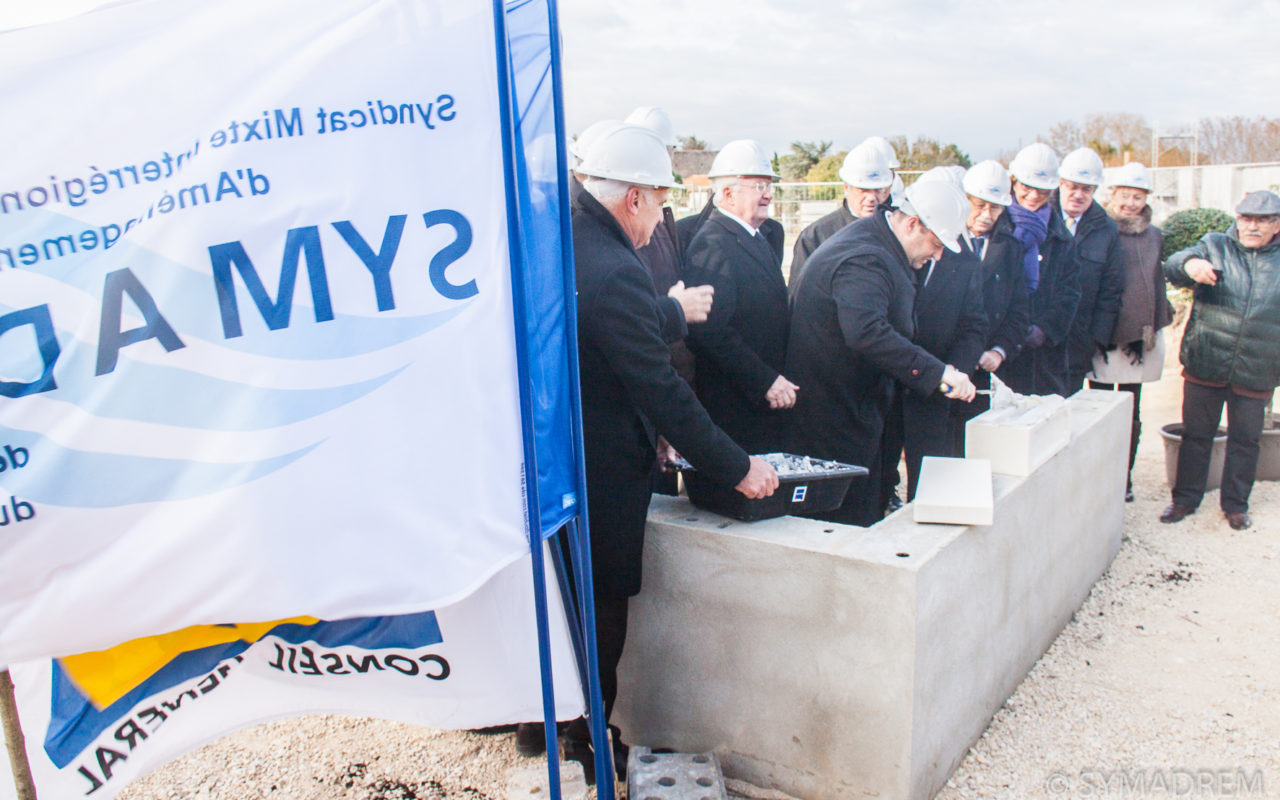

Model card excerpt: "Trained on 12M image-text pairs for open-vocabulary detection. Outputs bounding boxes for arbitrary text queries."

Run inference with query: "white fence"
[669,163,1280,238]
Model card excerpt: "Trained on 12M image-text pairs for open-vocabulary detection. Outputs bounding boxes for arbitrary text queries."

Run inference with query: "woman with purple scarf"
[996,143,1081,396]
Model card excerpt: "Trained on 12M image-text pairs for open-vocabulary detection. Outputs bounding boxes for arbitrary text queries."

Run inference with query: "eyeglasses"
[1237,215,1280,226]
[736,180,774,194]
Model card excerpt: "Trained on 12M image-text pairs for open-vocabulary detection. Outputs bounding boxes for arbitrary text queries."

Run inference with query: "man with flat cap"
[1160,190,1280,531]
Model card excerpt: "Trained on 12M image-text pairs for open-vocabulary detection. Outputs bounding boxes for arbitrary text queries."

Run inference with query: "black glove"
[1024,324,1046,349]
[1122,340,1144,365]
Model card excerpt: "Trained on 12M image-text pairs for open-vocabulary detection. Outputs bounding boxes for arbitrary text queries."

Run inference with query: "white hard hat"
[708,139,780,179]
[570,119,623,162]
[1009,142,1060,191]
[916,165,965,189]
[890,173,906,206]
[1060,147,1105,186]
[963,160,1012,206]
[1110,161,1152,192]
[625,105,677,147]
[578,124,678,188]
[860,135,900,169]
[900,179,968,253]
[838,142,893,189]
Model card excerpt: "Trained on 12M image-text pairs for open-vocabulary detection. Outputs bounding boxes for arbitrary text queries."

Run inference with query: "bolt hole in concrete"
[686,517,699,522]
[639,755,657,763]
[717,521,732,529]
[896,552,910,558]
[824,528,834,533]
[696,777,713,787]
[691,756,709,764]
[658,777,677,787]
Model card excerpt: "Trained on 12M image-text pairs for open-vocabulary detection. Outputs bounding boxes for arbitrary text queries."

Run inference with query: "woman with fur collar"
[1088,162,1173,501]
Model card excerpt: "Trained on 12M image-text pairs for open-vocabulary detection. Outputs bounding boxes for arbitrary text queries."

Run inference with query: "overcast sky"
[557,0,1280,161]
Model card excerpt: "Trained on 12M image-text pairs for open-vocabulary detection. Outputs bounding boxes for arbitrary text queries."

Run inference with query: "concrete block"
[912,457,993,526]
[964,394,1070,476]
[628,747,727,800]
[616,389,1131,800]
[506,761,587,800]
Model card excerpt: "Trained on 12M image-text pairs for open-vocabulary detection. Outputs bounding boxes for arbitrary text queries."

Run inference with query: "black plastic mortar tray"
[674,452,868,522]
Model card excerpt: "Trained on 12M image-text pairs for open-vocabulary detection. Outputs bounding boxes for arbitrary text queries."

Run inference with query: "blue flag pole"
[491,3,563,799]
[494,0,614,794]
[541,0,617,792]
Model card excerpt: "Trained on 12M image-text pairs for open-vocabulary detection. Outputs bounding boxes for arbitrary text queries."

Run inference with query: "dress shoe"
[884,493,904,515]
[1158,503,1195,524]
[514,722,546,757]
[562,721,627,784]
[1225,510,1252,530]
[1124,488,1135,503]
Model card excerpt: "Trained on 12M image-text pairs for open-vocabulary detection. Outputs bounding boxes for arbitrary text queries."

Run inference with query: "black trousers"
[878,385,904,508]
[902,392,955,501]
[1172,380,1267,513]
[1088,381,1142,490]
[998,342,1068,397]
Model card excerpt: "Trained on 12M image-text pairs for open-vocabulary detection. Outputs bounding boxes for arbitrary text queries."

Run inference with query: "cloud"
[558,0,1280,161]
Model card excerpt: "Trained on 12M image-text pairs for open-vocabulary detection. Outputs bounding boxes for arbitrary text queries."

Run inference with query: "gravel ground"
[9,336,1274,800]
[935,360,1280,799]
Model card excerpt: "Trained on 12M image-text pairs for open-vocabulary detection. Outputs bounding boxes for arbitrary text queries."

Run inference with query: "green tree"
[805,152,846,183]
[678,134,708,151]
[778,140,832,180]
[889,136,971,170]
[1161,208,1234,260]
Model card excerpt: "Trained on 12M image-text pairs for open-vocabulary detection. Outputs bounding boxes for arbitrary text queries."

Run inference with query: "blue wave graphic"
[43,611,443,769]
[0,430,320,507]
[29,328,408,429]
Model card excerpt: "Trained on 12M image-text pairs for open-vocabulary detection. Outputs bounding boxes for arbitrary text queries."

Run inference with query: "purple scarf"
[1007,197,1049,293]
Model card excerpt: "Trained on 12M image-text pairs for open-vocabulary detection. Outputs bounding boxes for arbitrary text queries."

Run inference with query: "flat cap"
[1235,190,1280,216]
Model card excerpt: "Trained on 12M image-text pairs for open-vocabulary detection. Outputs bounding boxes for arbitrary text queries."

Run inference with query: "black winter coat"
[896,240,988,496]
[1054,194,1122,376]
[677,196,784,264]
[638,205,696,379]
[786,212,946,525]
[574,191,749,596]
[685,211,791,453]
[911,244,988,380]
[997,207,1079,395]
[975,214,1031,361]
[1166,228,1280,392]
[788,200,856,299]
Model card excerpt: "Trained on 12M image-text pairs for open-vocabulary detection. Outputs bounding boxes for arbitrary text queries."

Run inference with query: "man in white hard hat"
[677,141,787,265]
[1160,190,1280,531]
[878,167,988,506]
[569,119,623,190]
[569,123,779,774]
[950,160,1031,451]
[787,179,976,526]
[684,140,800,453]
[788,140,894,297]
[996,142,1080,396]
[624,107,715,395]
[1054,147,1123,394]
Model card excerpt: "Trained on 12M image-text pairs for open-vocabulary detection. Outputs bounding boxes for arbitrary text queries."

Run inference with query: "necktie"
[972,237,985,260]
[1066,216,1078,236]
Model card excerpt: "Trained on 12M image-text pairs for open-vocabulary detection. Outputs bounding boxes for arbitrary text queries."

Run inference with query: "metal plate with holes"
[627,746,727,800]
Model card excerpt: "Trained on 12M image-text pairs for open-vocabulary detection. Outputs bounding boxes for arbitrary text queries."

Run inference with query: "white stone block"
[965,394,1070,476]
[507,761,588,800]
[912,457,993,526]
